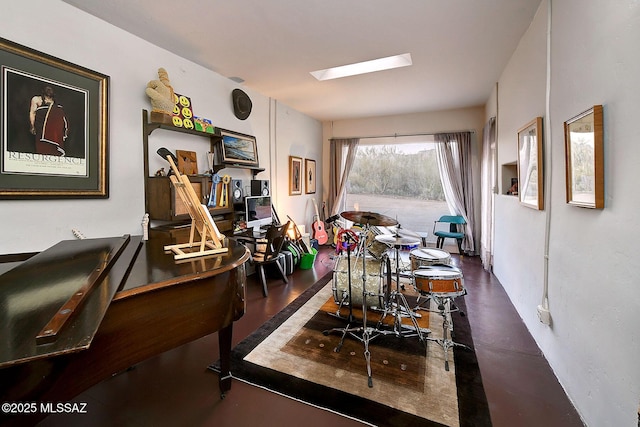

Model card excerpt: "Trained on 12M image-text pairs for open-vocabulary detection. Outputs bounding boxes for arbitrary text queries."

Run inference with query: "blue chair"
[433,215,466,254]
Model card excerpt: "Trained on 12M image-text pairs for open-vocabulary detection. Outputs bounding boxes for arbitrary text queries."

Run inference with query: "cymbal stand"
[323,225,380,388]
[330,231,357,323]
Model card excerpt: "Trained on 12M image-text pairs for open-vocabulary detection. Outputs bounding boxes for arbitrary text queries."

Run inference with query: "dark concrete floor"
[39,246,583,427]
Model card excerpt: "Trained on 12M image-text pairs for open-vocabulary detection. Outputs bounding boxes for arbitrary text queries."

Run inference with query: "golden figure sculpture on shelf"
[145,67,175,124]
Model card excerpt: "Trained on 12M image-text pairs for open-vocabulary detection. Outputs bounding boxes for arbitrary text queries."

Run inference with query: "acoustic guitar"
[312,199,329,245]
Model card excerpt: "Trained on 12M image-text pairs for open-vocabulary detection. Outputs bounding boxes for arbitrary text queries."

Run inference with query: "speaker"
[251,180,270,196]
[231,179,243,203]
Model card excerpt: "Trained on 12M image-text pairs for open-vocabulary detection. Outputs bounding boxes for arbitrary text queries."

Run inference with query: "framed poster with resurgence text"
[0,37,109,198]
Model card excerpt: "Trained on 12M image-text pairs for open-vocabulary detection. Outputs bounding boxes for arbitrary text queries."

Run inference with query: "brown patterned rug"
[213,273,491,427]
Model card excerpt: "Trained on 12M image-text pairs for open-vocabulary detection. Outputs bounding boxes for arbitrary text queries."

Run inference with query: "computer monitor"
[245,195,273,230]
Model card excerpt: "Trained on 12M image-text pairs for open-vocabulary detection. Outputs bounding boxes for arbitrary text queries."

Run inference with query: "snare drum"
[365,228,390,260]
[409,248,451,270]
[333,254,386,309]
[413,265,465,297]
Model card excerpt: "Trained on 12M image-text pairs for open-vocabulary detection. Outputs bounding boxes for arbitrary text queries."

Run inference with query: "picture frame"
[176,150,198,175]
[305,158,316,194]
[218,129,258,167]
[0,37,109,198]
[564,105,604,209]
[289,156,302,195]
[516,117,544,210]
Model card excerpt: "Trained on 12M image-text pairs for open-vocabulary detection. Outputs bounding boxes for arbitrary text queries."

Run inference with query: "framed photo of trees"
[517,117,544,210]
[564,105,604,209]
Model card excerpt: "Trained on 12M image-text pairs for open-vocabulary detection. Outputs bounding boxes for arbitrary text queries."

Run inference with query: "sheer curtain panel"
[434,132,476,254]
[329,138,359,216]
[480,118,496,270]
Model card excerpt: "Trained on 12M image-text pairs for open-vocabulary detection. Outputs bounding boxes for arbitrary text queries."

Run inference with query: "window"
[344,136,449,242]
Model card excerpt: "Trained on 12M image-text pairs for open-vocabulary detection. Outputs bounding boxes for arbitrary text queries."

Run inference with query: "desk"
[0,234,249,426]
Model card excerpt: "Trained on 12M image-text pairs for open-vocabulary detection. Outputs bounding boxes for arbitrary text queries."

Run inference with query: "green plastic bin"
[299,248,318,270]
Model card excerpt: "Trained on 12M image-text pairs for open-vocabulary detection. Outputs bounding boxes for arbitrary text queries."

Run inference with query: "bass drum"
[333,254,388,309]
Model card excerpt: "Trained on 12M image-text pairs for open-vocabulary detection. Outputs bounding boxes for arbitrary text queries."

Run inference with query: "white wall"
[491,0,640,425]
[0,0,322,254]
[493,0,548,341]
[273,101,324,231]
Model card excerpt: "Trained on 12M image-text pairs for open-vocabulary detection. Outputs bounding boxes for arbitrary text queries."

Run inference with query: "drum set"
[324,211,470,386]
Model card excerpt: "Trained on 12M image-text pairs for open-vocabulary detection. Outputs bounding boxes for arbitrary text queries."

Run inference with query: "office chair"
[433,215,466,254]
[249,221,291,297]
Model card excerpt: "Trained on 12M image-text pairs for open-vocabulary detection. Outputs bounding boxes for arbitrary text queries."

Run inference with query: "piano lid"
[0,235,141,368]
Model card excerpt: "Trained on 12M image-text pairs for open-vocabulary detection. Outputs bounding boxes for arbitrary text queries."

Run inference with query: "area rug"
[217,273,491,427]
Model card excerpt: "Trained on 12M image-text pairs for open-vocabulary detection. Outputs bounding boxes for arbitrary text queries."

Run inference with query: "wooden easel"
[163,156,228,260]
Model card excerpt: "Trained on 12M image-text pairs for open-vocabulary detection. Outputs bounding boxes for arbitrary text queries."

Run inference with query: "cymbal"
[340,211,398,227]
[387,225,422,239]
[375,234,420,247]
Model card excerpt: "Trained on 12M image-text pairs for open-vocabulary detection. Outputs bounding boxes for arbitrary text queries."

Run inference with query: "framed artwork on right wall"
[517,117,544,210]
[564,105,604,209]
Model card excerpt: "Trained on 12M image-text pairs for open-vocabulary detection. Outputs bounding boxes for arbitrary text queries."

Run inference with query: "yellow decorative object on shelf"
[145,68,175,124]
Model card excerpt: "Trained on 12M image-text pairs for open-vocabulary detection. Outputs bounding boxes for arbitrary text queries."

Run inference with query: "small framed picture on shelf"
[176,150,198,175]
[218,129,259,167]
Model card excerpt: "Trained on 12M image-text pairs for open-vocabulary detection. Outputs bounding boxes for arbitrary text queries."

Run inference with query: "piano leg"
[218,323,233,398]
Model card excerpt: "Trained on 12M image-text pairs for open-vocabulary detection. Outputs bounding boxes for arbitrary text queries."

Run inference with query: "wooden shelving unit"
[141,109,264,232]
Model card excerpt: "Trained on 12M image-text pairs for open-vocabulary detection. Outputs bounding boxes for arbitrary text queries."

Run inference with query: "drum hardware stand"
[414,292,465,317]
[323,224,381,388]
[329,232,358,323]
[426,293,471,371]
[374,231,428,346]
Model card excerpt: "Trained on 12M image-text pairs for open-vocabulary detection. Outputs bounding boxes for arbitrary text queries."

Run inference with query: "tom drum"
[409,248,451,270]
[365,228,389,260]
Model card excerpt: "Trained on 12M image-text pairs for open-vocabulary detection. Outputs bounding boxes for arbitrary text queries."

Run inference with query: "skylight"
[310,53,412,81]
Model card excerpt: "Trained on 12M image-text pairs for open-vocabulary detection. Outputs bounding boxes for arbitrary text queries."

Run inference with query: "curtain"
[329,138,359,216]
[480,117,496,270]
[480,117,498,270]
[434,132,475,254]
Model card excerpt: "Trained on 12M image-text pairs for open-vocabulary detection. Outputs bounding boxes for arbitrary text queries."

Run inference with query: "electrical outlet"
[537,305,551,325]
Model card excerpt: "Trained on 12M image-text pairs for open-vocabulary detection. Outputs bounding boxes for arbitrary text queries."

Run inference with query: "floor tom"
[413,264,465,297]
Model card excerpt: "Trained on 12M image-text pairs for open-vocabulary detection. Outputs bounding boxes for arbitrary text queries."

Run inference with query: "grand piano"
[0,233,249,426]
